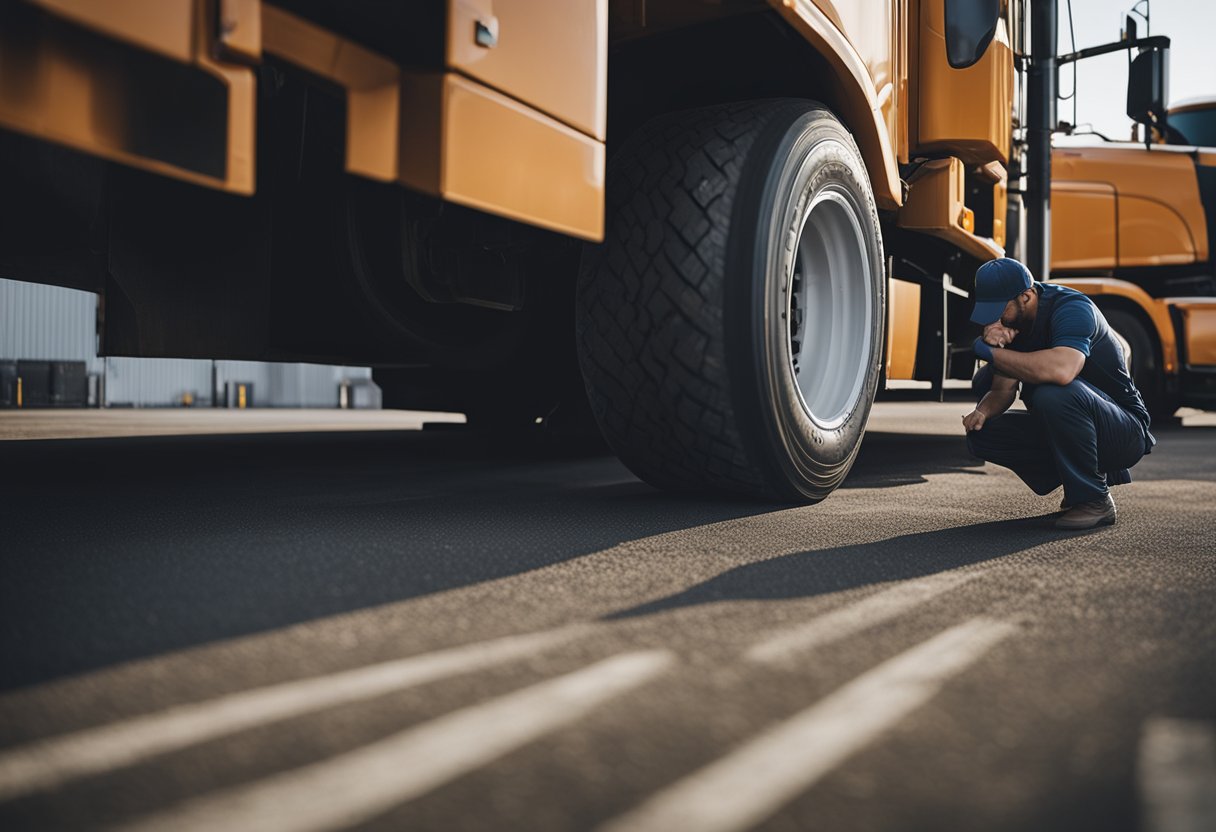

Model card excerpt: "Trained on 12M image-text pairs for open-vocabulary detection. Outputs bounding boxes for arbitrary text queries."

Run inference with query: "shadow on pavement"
[3,419,1201,691]
[0,430,771,691]
[1128,424,1216,482]
[843,432,985,488]
[845,422,1216,491]
[606,513,1069,621]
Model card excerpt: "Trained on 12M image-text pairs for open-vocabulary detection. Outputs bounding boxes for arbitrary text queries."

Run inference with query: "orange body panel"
[767,0,903,210]
[1051,145,1209,270]
[447,0,607,141]
[1053,278,1179,375]
[400,73,605,241]
[1119,196,1203,267]
[263,0,615,238]
[264,4,606,240]
[262,4,401,183]
[31,0,194,62]
[886,277,920,379]
[1171,99,1215,116]
[809,0,907,161]
[2,0,256,193]
[4,1,607,236]
[915,0,1012,165]
[6,0,1025,254]
[218,0,262,64]
[898,157,1003,260]
[1170,300,1216,368]
[1051,182,1117,270]
[990,171,1008,250]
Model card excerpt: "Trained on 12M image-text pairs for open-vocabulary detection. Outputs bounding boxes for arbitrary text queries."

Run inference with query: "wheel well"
[1093,296,1163,370]
[607,11,887,199]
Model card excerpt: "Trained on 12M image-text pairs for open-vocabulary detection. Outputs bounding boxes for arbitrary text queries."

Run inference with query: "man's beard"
[1002,306,1031,331]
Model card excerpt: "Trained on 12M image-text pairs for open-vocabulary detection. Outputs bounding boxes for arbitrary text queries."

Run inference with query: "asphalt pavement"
[0,402,1213,831]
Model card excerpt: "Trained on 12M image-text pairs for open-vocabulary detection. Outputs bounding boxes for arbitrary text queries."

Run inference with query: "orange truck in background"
[1050,96,1216,417]
[0,1,1157,501]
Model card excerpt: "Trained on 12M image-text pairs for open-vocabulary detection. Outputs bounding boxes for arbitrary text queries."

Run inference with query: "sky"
[1055,0,1216,139]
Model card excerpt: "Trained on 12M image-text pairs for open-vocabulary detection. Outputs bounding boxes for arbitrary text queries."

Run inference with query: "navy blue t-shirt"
[1012,284,1152,433]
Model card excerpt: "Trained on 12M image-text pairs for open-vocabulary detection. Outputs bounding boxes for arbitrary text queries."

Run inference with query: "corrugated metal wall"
[1,278,374,407]
[0,277,102,369]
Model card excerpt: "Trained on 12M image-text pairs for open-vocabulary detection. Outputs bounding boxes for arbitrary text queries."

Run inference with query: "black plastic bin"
[50,361,88,407]
[0,361,16,408]
[15,361,51,407]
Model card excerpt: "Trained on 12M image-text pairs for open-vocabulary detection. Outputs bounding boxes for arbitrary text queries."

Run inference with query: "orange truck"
[0,0,1168,501]
[1050,96,1216,417]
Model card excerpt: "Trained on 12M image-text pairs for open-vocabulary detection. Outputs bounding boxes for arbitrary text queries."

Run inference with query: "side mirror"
[944,0,1001,69]
[1127,46,1170,127]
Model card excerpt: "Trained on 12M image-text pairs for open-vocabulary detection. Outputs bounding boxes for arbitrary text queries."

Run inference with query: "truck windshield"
[1169,108,1216,148]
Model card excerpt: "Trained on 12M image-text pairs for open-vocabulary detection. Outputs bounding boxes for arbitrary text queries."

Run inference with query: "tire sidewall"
[1103,307,1167,416]
[729,106,885,500]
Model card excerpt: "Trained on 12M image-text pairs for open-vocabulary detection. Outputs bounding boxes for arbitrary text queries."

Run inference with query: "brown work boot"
[1055,494,1117,530]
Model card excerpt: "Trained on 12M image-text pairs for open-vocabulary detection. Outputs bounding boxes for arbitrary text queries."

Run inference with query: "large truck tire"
[576,100,885,502]
[1102,307,1174,420]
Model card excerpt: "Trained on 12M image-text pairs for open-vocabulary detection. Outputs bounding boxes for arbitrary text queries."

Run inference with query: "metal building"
[1,278,377,408]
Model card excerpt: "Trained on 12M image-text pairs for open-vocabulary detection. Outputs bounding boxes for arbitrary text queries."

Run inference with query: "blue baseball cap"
[970,258,1034,324]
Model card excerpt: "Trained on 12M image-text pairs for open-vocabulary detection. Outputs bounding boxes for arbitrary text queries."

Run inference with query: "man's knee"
[1028,381,1086,413]
[965,427,1001,461]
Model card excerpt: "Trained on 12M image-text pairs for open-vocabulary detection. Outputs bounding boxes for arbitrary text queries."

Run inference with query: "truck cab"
[1050,97,1216,415]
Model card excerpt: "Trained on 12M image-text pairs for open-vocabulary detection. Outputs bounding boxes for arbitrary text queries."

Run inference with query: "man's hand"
[962,409,987,432]
[983,321,1018,347]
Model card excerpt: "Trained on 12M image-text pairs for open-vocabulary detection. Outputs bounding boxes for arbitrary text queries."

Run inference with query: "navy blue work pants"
[966,367,1148,505]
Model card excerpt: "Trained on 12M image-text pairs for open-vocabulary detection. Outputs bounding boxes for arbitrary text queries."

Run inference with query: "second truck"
[1051,92,1216,418]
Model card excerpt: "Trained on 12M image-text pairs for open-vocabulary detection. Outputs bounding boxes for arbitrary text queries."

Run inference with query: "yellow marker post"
[16,376,21,408]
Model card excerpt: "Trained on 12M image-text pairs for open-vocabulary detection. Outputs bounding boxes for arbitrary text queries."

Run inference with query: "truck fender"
[1052,277,1179,375]
[766,0,903,211]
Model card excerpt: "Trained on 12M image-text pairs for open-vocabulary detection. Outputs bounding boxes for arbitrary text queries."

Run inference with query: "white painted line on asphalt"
[597,617,1018,832]
[0,624,589,802]
[745,571,980,664]
[1138,717,1216,832]
[117,650,673,832]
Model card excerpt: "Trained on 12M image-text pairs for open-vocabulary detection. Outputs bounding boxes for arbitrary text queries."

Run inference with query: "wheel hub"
[786,188,874,429]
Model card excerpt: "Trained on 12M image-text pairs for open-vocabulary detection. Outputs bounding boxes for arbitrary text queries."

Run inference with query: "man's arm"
[989,345,1085,386]
[963,372,1019,432]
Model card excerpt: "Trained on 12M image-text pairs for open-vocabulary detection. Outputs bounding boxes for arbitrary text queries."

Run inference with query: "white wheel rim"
[786,188,873,430]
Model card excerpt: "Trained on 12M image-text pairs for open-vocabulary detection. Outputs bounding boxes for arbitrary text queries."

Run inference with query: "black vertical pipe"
[1025,0,1057,280]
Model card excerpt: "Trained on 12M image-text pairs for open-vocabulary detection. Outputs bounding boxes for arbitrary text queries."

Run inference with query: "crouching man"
[962,258,1156,530]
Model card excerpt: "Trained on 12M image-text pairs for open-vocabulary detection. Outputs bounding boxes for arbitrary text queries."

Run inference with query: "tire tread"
[577,101,804,498]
